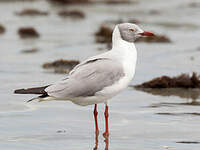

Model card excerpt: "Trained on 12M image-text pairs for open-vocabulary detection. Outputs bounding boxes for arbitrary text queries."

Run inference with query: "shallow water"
[0,0,200,150]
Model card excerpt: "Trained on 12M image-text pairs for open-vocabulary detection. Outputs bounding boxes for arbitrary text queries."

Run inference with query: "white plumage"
[44,24,138,106]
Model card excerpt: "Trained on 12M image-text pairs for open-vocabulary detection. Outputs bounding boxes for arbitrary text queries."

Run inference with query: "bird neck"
[112,26,122,47]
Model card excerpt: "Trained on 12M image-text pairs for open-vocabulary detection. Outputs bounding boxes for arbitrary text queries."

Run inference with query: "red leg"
[103,104,109,138]
[93,104,99,135]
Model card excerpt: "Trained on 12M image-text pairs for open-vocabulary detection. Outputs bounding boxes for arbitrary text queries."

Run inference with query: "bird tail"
[14,85,50,103]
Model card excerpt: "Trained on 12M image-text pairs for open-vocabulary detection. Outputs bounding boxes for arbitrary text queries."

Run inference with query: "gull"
[14,23,154,137]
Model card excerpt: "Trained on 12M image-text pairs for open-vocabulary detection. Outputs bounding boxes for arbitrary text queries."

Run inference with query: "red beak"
[139,31,154,36]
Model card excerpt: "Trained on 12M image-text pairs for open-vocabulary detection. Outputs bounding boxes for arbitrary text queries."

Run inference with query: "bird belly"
[68,74,134,106]
[98,73,133,97]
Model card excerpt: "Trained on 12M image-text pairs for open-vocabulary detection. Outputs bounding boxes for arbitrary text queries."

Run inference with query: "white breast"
[97,40,137,99]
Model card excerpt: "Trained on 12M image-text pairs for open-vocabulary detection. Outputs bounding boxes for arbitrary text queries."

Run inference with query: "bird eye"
[129,29,134,32]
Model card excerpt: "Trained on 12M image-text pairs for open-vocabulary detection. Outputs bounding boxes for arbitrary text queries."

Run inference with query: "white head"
[112,23,154,44]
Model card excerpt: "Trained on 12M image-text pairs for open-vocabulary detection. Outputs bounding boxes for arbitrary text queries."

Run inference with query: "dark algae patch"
[42,59,80,74]
[134,73,200,100]
[16,9,49,16]
[104,18,140,25]
[135,72,200,88]
[58,10,85,19]
[56,130,66,133]
[18,27,40,38]
[105,0,131,4]
[156,112,200,116]
[0,0,36,1]
[48,0,132,5]
[176,141,200,144]
[48,0,90,4]
[0,24,5,34]
[21,48,39,54]
[95,25,112,44]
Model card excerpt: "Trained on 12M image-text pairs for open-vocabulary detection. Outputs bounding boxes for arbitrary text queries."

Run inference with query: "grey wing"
[45,58,125,98]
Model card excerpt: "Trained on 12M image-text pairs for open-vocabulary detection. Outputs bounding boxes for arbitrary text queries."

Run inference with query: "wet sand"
[0,0,200,150]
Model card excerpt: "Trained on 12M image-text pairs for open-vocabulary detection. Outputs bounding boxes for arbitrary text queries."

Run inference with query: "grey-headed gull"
[14,23,154,137]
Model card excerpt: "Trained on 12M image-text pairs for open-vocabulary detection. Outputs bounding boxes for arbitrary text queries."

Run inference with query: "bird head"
[116,23,154,43]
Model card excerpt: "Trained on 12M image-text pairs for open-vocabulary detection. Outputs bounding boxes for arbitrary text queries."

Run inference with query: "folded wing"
[45,58,125,98]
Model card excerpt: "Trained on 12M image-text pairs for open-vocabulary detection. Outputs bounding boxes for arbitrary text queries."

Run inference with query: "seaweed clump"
[95,25,112,43]
[105,0,131,4]
[21,48,39,54]
[42,59,80,74]
[0,24,5,34]
[103,18,140,25]
[16,9,49,16]
[18,27,40,38]
[176,141,200,144]
[135,73,200,89]
[58,10,85,19]
[48,0,90,4]
[0,0,35,1]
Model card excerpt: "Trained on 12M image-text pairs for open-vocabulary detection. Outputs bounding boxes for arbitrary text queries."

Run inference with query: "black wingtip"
[14,85,49,94]
[14,89,26,94]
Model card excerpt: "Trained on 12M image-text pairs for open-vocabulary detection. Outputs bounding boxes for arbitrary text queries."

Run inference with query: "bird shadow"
[93,132,109,150]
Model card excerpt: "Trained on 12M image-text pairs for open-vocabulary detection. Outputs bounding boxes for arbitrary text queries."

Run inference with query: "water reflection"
[39,97,110,150]
[156,112,200,116]
[134,87,200,100]
[93,132,99,150]
[134,87,200,108]
[104,138,109,150]
[148,99,200,108]
[93,132,109,150]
